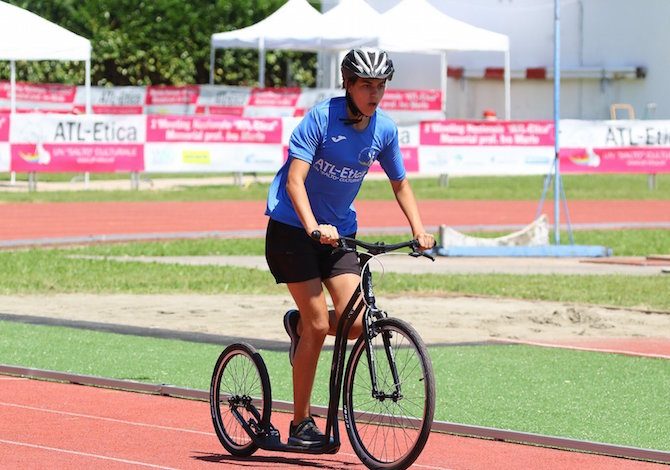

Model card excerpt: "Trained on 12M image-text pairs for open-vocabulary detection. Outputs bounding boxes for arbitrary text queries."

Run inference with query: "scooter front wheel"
[343,318,435,469]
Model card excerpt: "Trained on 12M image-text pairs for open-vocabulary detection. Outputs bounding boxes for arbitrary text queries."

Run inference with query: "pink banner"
[195,105,245,116]
[561,147,670,173]
[249,88,301,107]
[381,89,442,111]
[73,105,145,115]
[146,115,282,143]
[0,82,76,103]
[420,120,554,146]
[11,143,144,172]
[145,85,199,105]
[0,113,9,141]
[369,147,419,173]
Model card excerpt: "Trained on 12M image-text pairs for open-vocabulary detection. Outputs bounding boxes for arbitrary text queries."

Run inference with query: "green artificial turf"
[1,320,668,451]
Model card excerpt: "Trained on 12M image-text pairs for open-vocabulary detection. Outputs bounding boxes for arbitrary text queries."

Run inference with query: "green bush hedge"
[1,0,319,87]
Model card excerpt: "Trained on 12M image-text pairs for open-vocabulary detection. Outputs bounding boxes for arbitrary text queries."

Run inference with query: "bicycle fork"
[364,315,403,402]
[359,253,403,402]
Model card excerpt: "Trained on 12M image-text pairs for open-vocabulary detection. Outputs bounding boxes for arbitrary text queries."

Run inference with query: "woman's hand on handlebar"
[414,232,436,252]
[310,224,340,247]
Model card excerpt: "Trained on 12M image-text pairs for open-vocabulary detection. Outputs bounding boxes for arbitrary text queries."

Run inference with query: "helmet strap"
[340,90,366,125]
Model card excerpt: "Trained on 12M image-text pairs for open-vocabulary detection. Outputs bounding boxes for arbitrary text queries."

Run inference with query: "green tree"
[0,0,319,87]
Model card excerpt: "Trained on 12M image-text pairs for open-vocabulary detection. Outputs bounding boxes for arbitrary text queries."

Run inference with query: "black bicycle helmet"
[341,48,395,81]
[340,48,394,124]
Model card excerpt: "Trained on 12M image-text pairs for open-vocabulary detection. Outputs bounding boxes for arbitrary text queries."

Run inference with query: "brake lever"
[409,241,436,262]
[311,230,353,253]
[337,238,356,254]
[422,251,436,261]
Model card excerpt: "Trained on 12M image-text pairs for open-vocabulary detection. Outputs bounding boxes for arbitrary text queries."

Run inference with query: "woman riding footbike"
[264,48,435,447]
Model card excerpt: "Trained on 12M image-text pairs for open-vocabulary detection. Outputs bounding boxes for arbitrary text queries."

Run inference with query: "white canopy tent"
[210,0,324,85]
[209,0,510,117]
[319,0,382,87]
[377,0,511,118]
[0,1,92,113]
[320,0,381,50]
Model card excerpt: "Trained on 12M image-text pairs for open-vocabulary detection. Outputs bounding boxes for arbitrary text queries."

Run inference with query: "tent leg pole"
[553,0,561,245]
[10,60,16,113]
[85,59,91,114]
[440,52,447,118]
[258,38,266,87]
[209,47,215,84]
[504,50,511,120]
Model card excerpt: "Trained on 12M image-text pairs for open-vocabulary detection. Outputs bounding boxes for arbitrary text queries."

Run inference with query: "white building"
[322,0,667,120]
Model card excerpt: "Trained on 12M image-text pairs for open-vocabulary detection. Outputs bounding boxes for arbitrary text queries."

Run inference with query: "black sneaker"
[288,417,325,448]
[283,309,300,366]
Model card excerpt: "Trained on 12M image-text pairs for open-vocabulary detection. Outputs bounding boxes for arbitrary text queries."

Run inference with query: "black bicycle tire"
[209,342,272,457]
[343,318,435,470]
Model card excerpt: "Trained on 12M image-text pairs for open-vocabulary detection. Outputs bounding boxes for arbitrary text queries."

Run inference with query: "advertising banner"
[74,86,146,114]
[381,89,442,112]
[560,120,670,173]
[381,89,445,123]
[195,85,250,116]
[418,120,555,175]
[0,81,76,113]
[368,123,419,173]
[6,114,670,177]
[145,85,200,115]
[243,87,303,117]
[144,115,283,172]
[0,113,9,172]
[0,113,9,142]
[9,114,145,172]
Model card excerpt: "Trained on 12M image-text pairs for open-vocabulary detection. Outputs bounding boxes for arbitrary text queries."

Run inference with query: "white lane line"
[0,438,180,469]
[334,451,451,470]
[0,401,213,436]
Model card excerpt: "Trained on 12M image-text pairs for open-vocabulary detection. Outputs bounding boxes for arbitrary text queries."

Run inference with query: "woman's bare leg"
[286,273,362,424]
[286,277,329,424]
[324,273,363,340]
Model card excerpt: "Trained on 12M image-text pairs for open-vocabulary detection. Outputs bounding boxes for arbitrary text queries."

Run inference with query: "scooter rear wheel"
[210,343,272,457]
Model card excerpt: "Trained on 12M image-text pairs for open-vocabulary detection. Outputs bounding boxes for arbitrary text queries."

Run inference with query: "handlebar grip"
[310,230,321,241]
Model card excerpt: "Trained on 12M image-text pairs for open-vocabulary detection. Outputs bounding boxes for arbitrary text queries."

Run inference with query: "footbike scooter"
[210,234,436,469]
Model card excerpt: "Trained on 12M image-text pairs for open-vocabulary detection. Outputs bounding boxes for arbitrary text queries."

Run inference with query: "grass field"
[1,320,668,451]
[1,231,669,310]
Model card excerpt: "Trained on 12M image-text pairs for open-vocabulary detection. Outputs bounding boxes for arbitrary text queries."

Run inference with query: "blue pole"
[553,0,561,244]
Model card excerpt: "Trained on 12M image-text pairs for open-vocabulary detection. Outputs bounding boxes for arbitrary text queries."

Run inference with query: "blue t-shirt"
[265,96,406,234]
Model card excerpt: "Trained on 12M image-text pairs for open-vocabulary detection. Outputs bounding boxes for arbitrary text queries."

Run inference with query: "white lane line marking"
[336,450,452,469]
[1,402,452,469]
[0,438,180,469]
[0,401,213,436]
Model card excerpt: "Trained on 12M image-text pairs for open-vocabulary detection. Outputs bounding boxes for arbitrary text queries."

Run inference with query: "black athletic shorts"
[265,218,360,284]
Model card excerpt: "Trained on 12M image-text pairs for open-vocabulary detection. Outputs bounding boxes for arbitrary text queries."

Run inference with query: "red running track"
[0,199,668,241]
[0,377,665,470]
[495,338,670,360]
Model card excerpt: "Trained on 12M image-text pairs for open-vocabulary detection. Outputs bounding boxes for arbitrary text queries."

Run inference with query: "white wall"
[325,0,669,120]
